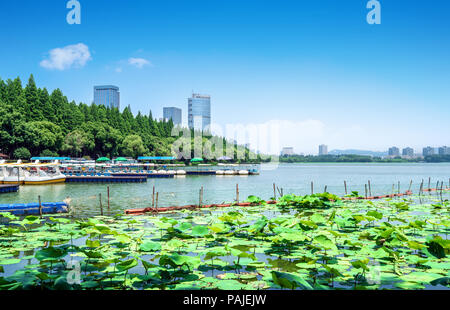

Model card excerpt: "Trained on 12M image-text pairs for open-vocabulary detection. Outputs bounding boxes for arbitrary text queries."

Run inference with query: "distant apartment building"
[93,85,120,109]
[388,147,400,157]
[423,146,435,156]
[281,147,294,156]
[319,145,328,156]
[438,146,450,155]
[163,107,182,126]
[402,147,414,157]
[188,93,211,132]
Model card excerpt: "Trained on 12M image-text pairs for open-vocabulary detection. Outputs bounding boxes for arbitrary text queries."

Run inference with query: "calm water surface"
[0,163,449,217]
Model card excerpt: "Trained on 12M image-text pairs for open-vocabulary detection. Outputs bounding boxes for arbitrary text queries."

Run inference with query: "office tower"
[423,146,435,156]
[438,146,450,155]
[388,147,400,157]
[188,93,211,132]
[402,147,414,157]
[319,144,328,156]
[281,147,294,156]
[93,85,120,109]
[163,107,182,126]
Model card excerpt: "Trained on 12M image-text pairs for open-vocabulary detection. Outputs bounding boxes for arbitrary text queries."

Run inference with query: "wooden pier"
[0,184,19,194]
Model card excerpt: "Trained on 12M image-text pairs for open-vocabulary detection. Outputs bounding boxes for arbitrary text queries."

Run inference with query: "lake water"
[0,163,449,217]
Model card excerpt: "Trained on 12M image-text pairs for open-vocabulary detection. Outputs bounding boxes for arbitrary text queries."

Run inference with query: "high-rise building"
[281,147,294,156]
[402,147,414,157]
[423,146,435,156]
[438,146,450,155]
[388,147,400,157]
[163,107,182,126]
[93,85,120,109]
[319,145,328,156]
[188,93,211,132]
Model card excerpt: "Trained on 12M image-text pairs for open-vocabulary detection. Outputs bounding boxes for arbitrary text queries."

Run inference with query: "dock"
[0,202,69,216]
[65,175,147,183]
[0,184,19,194]
[111,173,174,178]
[186,171,217,175]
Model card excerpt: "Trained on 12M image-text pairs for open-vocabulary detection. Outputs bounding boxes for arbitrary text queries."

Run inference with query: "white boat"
[0,165,7,183]
[238,170,249,175]
[23,165,66,185]
[2,166,27,184]
[176,170,186,175]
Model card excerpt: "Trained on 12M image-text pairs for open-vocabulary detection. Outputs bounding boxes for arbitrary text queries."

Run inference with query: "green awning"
[115,157,128,162]
[190,158,204,162]
[96,157,110,162]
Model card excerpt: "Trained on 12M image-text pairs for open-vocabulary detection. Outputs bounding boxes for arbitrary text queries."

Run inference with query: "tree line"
[0,74,257,162]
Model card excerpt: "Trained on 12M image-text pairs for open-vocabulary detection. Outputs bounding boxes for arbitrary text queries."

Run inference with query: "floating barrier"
[110,172,174,178]
[186,171,217,175]
[0,202,69,216]
[0,184,19,194]
[341,190,414,201]
[66,176,147,183]
[124,188,443,216]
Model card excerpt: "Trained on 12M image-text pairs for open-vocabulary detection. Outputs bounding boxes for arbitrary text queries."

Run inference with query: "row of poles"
[91,178,450,215]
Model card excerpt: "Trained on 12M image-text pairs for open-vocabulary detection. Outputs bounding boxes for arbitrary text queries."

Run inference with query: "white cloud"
[40,43,91,70]
[128,57,151,69]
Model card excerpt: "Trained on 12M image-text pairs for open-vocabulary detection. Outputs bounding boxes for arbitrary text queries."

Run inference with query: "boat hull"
[2,180,24,185]
[24,178,66,185]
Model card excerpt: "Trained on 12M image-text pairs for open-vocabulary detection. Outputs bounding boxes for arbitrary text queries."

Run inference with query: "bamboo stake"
[408,180,412,192]
[324,185,327,193]
[200,187,204,206]
[107,186,110,210]
[38,195,42,218]
[365,184,368,198]
[344,181,348,196]
[152,186,155,207]
[236,184,239,204]
[368,180,372,197]
[311,182,314,195]
[273,183,276,200]
[99,193,103,216]
[156,192,159,209]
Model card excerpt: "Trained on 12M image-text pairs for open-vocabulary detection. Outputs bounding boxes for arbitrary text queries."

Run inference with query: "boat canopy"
[30,157,71,161]
[138,156,176,161]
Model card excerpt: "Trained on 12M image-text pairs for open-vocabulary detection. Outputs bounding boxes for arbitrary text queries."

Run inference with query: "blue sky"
[0,0,449,154]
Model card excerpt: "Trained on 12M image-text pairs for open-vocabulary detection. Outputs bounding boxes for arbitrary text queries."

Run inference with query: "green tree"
[120,135,147,158]
[13,147,31,159]
[62,129,94,157]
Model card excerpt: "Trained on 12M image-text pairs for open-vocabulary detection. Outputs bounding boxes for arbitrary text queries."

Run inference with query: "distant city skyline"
[280,145,450,157]
[1,1,449,154]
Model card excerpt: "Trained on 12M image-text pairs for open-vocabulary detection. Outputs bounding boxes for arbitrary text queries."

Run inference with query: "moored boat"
[23,165,66,185]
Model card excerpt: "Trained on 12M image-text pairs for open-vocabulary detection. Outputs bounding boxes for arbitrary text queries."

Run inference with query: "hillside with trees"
[0,75,257,162]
